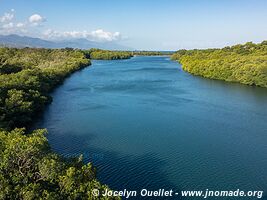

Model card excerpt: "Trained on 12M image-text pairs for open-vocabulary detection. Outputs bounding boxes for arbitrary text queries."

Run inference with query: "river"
[34,56,267,198]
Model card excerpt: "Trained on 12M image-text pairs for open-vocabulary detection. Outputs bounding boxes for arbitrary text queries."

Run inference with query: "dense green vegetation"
[0,48,118,200]
[133,51,172,56]
[83,49,173,60]
[0,48,90,129]
[84,49,133,60]
[171,41,267,87]
[0,128,115,199]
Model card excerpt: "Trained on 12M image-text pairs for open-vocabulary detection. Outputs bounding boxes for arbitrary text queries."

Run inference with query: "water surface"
[34,56,267,198]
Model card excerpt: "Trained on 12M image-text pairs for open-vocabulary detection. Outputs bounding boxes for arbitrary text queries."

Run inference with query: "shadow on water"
[48,133,184,200]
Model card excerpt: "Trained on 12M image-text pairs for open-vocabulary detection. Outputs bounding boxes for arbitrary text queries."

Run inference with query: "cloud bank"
[0,9,124,42]
[43,29,122,42]
[0,9,15,23]
[0,10,46,34]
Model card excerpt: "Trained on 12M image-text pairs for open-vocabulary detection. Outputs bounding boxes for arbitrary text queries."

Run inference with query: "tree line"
[171,41,267,87]
[0,47,119,199]
[82,49,173,60]
[132,51,172,56]
[83,49,133,60]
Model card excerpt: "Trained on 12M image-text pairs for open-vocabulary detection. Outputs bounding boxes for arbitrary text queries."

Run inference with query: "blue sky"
[0,0,267,50]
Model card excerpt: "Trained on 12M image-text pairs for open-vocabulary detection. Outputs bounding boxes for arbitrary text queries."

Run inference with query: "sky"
[0,0,267,50]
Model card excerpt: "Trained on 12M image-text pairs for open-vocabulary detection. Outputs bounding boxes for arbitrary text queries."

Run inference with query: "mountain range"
[0,34,131,50]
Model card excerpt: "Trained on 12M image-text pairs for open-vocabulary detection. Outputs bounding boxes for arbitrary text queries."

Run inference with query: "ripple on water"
[34,56,267,196]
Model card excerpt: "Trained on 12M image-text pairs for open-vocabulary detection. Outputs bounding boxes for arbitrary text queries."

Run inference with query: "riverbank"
[82,49,173,60]
[83,49,133,60]
[171,41,267,88]
[0,47,119,199]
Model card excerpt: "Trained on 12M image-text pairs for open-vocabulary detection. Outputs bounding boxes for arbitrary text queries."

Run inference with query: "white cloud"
[2,22,14,29]
[90,29,121,42]
[0,10,124,43]
[0,9,28,35]
[29,14,45,25]
[16,22,24,28]
[43,29,122,42]
[0,9,15,23]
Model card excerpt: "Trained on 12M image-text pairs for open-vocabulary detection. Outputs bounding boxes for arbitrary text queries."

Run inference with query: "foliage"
[0,48,90,129]
[0,47,118,199]
[84,49,133,60]
[171,41,267,87]
[0,128,118,200]
[82,49,173,60]
[132,51,172,56]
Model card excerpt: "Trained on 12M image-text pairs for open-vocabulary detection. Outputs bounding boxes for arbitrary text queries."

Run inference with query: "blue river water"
[34,56,267,199]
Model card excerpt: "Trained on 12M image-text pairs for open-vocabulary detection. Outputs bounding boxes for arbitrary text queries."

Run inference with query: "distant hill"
[0,34,131,50]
